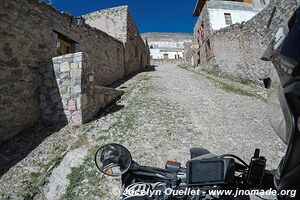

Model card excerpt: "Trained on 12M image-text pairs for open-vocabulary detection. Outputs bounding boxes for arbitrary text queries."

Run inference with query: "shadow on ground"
[110,65,157,88]
[0,65,157,177]
[0,121,66,177]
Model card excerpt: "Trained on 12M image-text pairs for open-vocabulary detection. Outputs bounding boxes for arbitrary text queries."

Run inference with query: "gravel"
[0,63,286,200]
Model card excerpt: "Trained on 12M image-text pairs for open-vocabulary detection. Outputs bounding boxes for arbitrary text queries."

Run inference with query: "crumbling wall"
[202,0,300,84]
[0,0,125,143]
[193,4,212,67]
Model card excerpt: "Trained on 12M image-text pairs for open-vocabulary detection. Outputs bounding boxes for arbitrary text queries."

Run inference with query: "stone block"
[70,69,81,79]
[61,79,72,87]
[64,110,71,116]
[89,75,94,82]
[58,86,68,95]
[55,77,61,84]
[73,53,83,63]
[68,99,77,111]
[71,111,82,124]
[60,72,69,79]
[60,62,70,72]
[53,63,60,72]
[62,94,70,101]
[71,85,81,93]
[75,78,81,85]
[70,62,78,69]
[76,96,81,110]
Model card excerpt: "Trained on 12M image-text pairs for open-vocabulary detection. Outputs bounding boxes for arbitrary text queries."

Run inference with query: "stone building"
[192,0,268,67]
[190,0,299,84]
[141,32,193,63]
[0,0,149,143]
[83,6,150,76]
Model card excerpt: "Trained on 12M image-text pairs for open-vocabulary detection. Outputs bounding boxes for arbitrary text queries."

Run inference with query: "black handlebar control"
[247,148,266,186]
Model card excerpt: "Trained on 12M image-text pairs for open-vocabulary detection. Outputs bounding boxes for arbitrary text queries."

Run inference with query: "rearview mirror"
[95,143,132,176]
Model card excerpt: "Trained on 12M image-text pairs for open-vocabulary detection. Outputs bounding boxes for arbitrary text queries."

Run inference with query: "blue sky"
[50,0,197,33]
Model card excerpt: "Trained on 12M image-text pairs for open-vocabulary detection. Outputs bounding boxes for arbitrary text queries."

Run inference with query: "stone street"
[0,63,286,200]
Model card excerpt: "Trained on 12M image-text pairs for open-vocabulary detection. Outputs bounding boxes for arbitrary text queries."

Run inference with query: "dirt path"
[0,63,286,200]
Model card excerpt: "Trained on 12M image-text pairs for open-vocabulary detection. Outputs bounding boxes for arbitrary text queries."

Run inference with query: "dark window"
[224,13,232,25]
[53,30,77,56]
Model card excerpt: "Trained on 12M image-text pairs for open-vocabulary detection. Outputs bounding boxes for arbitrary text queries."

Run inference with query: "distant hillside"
[141,32,193,49]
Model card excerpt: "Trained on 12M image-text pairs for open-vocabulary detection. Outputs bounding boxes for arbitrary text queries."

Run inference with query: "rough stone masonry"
[191,0,300,85]
[0,0,149,143]
[84,6,150,76]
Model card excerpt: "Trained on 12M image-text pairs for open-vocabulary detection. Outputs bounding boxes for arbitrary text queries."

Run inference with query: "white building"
[208,8,257,30]
[192,0,269,66]
[150,48,184,60]
[193,0,269,31]
[142,32,192,60]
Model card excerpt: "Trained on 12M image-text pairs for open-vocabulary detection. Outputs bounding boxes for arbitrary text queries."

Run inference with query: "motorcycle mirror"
[95,143,132,176]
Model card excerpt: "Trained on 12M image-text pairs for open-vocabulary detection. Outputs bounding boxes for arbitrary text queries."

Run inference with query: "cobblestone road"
[0,63,286,200]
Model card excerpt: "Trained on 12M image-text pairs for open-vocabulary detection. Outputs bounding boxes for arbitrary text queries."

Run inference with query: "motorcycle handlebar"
[128,161,275,190]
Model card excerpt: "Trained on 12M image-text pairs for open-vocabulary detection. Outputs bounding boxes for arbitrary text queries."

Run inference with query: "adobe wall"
[0,0,125,143]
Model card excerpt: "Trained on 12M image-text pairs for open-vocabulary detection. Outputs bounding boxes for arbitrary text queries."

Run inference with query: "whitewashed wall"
[150,49,161,59]
[150,49,184,59]
[208,8,257,30]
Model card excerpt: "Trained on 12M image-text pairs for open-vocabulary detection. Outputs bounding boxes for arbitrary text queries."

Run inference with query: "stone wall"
[125,11,150,75]
[193,4,212,67]
[83,6,128,43]
[0,0,125,143]
[84,6,150,76]
[50,53,123,124]
[193,0,300,84]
